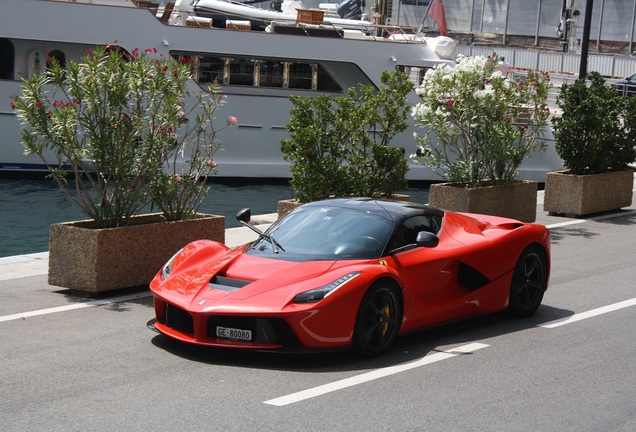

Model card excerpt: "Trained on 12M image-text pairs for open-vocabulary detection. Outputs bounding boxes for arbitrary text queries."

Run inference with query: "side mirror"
[415,231,439,248]
[236,208,251,223]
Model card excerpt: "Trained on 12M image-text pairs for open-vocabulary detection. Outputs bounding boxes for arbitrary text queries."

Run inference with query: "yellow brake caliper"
[381,305,390,335]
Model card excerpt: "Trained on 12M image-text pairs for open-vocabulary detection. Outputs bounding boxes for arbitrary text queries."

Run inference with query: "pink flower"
[207,160,218,168]
[228,116,237,125]
[173,174,182,182]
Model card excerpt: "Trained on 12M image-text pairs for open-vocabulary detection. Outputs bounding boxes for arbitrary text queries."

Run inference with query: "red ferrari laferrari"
[148,198,550,356]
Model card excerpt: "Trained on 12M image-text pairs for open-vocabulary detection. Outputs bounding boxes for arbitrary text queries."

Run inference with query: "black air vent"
[165,303,194,334]
[209,275,252,292]
[457,263,490,291]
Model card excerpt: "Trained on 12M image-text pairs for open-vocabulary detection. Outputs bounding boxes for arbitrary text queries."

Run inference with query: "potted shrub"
[278,70,413,217]
[411,54,552,222]
[544,72,636,217]
[12,45,235,296]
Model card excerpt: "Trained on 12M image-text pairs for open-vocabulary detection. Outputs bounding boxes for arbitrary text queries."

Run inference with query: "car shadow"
[148,303,574,372]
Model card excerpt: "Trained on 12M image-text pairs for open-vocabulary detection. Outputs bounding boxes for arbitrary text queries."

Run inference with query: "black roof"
[302,197,444,224]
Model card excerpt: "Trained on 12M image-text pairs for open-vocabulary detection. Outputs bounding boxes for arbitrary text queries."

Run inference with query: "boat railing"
[148,2,426,43]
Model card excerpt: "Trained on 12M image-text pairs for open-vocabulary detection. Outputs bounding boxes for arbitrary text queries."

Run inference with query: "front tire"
[353,283,402,357]
[508,245,548,317]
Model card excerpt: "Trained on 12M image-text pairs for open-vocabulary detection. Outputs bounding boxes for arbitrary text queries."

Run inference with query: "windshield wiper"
[236,208,285,253]
[264,233,285,253]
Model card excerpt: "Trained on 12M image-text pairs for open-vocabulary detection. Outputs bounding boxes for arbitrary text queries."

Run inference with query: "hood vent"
[209,275,252,292]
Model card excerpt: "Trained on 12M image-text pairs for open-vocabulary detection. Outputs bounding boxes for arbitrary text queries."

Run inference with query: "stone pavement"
[0,212,279,282]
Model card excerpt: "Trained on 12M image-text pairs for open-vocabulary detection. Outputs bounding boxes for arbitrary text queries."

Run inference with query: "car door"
[385,214,503,331]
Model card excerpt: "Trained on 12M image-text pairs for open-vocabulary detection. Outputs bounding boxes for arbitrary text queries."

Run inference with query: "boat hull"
[0,0,563,181]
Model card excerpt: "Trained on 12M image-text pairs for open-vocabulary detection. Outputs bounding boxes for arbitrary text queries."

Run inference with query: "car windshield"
[247,205,394,260]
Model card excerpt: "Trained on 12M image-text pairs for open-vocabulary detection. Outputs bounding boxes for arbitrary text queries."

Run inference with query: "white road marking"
[263,342,490,406]
[545,209,636,229]
[539,298,636,329]
[0,292,152,323]
[264,296,636,407]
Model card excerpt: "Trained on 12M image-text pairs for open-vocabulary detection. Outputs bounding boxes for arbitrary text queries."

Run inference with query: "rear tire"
[353,283,402,357]
[508,245,547,317]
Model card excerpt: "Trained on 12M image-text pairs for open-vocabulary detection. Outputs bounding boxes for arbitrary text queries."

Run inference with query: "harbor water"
[0,177,429,258]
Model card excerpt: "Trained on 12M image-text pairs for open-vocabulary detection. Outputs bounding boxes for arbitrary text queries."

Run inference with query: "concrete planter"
[544,170,634,217]
[428,181,538,222]
[277,194,411,219]
[48,213,225,297]
[277,199,304,219]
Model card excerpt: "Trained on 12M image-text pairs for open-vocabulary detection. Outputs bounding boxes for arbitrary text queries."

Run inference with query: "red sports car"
[148,198,550,356]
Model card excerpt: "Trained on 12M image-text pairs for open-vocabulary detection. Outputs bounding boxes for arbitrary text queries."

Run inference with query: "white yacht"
[0,0,561,181]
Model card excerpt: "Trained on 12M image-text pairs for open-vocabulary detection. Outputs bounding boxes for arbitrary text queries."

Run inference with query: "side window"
[0,38,15,80]
[388,215,440,251]
[47,50,66,71]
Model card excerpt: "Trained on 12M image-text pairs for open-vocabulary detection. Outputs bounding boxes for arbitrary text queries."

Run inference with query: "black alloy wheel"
[353,283,402,357]
[508,245,548,317]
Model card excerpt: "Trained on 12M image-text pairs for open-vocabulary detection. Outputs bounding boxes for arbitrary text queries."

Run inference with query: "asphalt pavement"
[2,182,636,431]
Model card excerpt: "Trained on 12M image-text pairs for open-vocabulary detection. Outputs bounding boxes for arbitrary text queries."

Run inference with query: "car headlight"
[294,272,361,303]
[161,249,182,280]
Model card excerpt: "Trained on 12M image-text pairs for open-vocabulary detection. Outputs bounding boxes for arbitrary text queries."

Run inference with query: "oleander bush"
[411,54,551,187]
[13,45,235,227]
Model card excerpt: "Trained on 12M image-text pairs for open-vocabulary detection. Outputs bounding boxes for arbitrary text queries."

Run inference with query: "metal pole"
[579,0,594,79]
[417,0,435,34]
[630,0,636,55]
[503,0,510,45]
[535,0,542,46]
[596,0,605,52]
[480,0,485,32]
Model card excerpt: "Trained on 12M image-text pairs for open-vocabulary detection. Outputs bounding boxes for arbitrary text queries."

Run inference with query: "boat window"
[316,64,342,91]
[398,65,431,86]
[47,50,66,69]
[195,56,223,83]
[288,63,314,90]
[0,38,15,80]
[47,50,66,73]
[228,58,256,86]
[171,51,342,92]
[257,60,284,88]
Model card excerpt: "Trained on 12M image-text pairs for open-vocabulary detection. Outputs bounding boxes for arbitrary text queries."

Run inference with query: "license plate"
[216,326,252,341]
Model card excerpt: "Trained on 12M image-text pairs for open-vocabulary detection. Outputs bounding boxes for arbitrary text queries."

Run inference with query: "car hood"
[158,250,345,310]
[221,254,338,300]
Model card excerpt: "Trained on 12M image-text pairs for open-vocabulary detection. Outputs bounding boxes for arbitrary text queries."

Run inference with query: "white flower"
[434,107,449,117]
[474,84,495,98]
[411,104,432,119]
